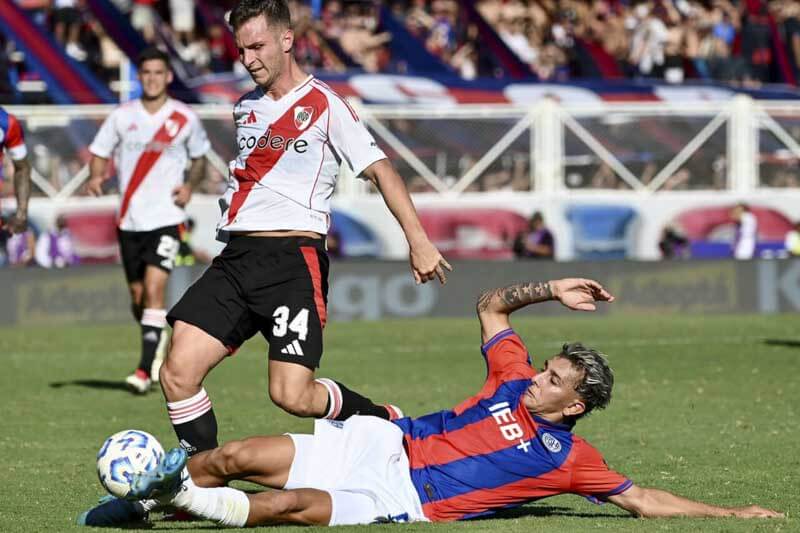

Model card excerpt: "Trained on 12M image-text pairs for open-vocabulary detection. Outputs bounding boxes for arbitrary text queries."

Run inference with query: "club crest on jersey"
[164,118,180,138]
[541,432,562,453]
[294,106,314,130]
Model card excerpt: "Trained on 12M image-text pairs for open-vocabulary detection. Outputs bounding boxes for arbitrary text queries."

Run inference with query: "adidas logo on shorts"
[280,340,304,356]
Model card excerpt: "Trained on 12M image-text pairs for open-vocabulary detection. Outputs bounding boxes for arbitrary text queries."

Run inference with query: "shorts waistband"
[226,234,326,251]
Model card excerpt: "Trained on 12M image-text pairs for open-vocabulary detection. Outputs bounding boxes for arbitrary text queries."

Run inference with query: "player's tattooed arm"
[173,157,207,207]
[186,157,207,191]
[477,278,614,316]
[477,281,553,315]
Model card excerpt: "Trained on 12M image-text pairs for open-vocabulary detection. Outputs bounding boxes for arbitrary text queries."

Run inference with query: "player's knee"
[159,356,200,396]
[213,439,251,477]
[269,382,315,417]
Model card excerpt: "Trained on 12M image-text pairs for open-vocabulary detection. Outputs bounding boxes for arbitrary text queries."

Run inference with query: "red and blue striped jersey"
[393,328,632,522]
[0,108,27,178]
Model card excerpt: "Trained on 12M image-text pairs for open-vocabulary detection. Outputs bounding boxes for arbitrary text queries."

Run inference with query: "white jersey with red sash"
[218,75,386,237]
[89,98,210,231]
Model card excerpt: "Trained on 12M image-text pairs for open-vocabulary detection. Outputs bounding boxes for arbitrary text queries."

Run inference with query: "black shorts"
[118,225,182,283]
[54,7,81,26]
[168,236,329,369]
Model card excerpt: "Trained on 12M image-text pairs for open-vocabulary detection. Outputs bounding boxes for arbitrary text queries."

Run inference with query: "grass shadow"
[478,504,629,521]
[49,379,134,392]
[764,339,800,348]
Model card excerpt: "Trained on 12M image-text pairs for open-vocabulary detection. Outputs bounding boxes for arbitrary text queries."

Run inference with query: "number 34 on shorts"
[273,306,309,340]
[156,235,180,269]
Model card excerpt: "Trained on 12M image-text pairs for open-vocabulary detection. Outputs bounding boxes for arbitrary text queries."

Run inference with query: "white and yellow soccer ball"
[96,430,164,499]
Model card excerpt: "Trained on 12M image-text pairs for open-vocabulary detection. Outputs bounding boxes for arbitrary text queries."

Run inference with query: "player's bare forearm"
[87,155,110,196]
[608,486,783,519]
[363,159,427,244]
[477,281,553,317]
[12,158,31,216]
[363,159,451,284]
[476,281,553,342]
[89,155,109,181]
[186,157,207,191]
[477,278,613,341]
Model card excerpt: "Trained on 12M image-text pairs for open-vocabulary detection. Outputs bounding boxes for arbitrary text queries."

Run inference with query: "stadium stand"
[0,1,798,263]
[4,0,800,104]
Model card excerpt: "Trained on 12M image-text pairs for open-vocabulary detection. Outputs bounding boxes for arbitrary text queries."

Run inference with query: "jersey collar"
[533,415,574,432]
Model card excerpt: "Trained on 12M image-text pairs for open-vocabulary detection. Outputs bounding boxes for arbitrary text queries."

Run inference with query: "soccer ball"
[96,430,165,499]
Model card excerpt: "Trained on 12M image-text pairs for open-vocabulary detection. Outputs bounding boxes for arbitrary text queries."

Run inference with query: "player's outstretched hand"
[172,184,192,207]
[85,176,105,196]
[729,505,784,518]
[409,238,452,285]
[551,278,614,312]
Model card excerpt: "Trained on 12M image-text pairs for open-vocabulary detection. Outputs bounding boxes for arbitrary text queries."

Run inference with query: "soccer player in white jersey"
[159,0,451,457]
[87,47,210,395]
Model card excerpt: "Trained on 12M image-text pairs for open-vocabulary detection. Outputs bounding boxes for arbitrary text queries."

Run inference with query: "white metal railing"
[6,96,800,200]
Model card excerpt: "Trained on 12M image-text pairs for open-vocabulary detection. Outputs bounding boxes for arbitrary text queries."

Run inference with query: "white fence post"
[533,98,563,192]
[727,95,758,192]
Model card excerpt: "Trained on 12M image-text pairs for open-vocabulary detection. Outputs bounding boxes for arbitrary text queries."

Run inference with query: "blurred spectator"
[731,203,757,259]
[88,20,126,81]
[338,2,391,72]
[290,0,347,72]
[208,24,237,73]
[53,0,88,62]
[658,226,689,259]
[131,0,157,43]
[34,214,79,268]
[629,2,669,78]
[739,0,772,84]
[0,36,13,103]
[776,0,800,79]
[169,0,196,45]
[512,211,554,259]
[6,227,35,267]
[784,220,800,257]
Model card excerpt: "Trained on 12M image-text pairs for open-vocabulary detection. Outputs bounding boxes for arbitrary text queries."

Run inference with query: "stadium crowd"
[478,0,800,84]
[3,0,800,90]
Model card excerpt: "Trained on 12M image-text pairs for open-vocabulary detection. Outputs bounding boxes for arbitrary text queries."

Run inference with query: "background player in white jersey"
[0,107,32,237]
[161,0,452,457]
[87,47,210,395]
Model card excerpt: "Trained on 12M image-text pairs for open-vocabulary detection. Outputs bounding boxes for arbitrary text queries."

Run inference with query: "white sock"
[172,473,249,527]
[139,499,160,512]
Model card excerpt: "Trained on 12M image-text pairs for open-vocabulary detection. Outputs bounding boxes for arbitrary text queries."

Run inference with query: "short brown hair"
[136,47,170,69]
[229,0,291,31]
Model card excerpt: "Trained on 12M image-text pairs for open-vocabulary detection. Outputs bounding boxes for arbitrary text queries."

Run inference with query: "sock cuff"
[315,378,342,420]
[168,388,212,425]
[219,487,250,527]
[141,308,167,328]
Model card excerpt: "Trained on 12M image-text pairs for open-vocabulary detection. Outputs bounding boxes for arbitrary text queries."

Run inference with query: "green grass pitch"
[1,313,798,532]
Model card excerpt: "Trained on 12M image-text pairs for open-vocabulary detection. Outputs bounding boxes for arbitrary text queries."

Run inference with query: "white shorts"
[286,417,428,526]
